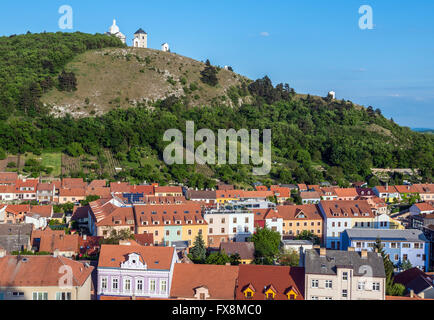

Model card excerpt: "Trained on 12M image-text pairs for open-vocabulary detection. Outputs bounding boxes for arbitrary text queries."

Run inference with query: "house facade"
[341,228,430,271]
[97,244,178,299]
[304,248,386,300]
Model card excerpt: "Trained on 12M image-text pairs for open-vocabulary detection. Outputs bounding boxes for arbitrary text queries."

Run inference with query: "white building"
[161,43,169,52]
[133,28,148,48]
[304,248,386,300]
[107,19,126,44]
[328,91,336,100]
[204,209,254,247]
[25,214,48,230]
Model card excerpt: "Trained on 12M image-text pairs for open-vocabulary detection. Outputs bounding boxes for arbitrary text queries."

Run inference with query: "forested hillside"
[0,32,432,187]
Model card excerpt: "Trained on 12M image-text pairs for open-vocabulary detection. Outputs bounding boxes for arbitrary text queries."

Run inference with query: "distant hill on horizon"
[413,128,434,134]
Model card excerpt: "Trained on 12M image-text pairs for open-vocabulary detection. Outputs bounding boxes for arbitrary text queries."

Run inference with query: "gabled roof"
[300,191,321,199]
[0,172,18,181]
[235,265,305,300]
[0,255,93,287]
[32,229,79,253]
[98,244,174,270]
[134,28,147,34]
[220,242,255,260]
[277,205,322,220]
[96,207,135,227]
[320,200,374,218]
[334,188,358,198]
[170,264,239,299]
[59,188,86,197]
[394,268,433,294]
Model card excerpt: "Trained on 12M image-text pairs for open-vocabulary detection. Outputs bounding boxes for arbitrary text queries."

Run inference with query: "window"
[160,280,167,294]
[245,217,249,223]
[188,230,192,235]
[246,291,253,299]
[373,283,380,291]
[358,282,365,291]
[124,279,131,292]
[166,230,170,236]
[177,230,181,236]
[12,292,24,297]
[101,277,108,290]
[402,243,410,248]
[155,230,159,236]
[390,243,398,249]
[233,227,237,233]
[325,280,333,289]
[311,296,319,300]
[209,228,213,234]
[394,254,399,261]
[342,272,348,281]
[221,228,225,233]
[221,218,225,223]
[209,218,213,224]
[149,279,156,293]
[112,278,119,290]
[403,254,408,261]
[356,242,362,248]
[324,297,332,300]
[233,218,237,223]
[244,226,249,233]
[311,280,319,288]
[342,290,348,298]
[137,279,143,292]
[414,243,422,249]
[56,292,71,300]
[32,292,48,300]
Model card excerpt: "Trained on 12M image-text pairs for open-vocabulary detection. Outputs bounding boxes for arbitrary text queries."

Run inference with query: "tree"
[80,195,100,206]
[251,227,281,265]
[200,60,218,86]
[229,253,241,265]
[295,230,320,245]
[278,249,299,266]
[206,252,230,265]
[190,233,206,263]
[399,259,413,271]
[374,237,405,296]
[58,70,78,92]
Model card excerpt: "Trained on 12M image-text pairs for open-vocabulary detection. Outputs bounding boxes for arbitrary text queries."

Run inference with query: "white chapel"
[107,19,126,44]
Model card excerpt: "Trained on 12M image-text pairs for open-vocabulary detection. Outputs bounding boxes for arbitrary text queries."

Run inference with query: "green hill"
[0,32,432,187]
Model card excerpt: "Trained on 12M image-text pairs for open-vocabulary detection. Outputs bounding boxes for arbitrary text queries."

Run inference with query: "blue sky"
[1,0,433,128]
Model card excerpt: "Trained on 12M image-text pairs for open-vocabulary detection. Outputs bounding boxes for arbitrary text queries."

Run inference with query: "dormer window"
[153,221,159,225]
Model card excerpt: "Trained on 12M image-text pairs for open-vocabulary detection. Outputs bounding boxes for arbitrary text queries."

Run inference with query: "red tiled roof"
[134,203,205,227]
[154,186,183,194]
[0,255,93,287]
[98,244,174,270]
[0,172,18,181]
[59,188,86,197]
[96,207,135,227]
[334,188,358,198]
[277,205,322,220]
[130,185,155,195]
[110,182,131,193]
[235,265,305,300]
[320,200,374,218]
[170,264,239,299]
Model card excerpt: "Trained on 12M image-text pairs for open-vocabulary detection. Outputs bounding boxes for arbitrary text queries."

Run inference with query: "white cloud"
[259,32,270,37]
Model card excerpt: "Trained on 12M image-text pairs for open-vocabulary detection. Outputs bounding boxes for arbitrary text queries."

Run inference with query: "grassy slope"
[42,47,251,117]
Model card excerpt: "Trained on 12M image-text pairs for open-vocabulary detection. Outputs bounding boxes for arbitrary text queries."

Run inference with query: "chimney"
[410,289,414,298]
[119,240,131,246]
[83,234,87,241]
[225,262,231,266]
[385,183,388,191]
[320,248,326,257]
[299,246,305,267]
[361,249,368,259]
[53,249,60,258]
[0,248,6,258]
[347,247,355,252]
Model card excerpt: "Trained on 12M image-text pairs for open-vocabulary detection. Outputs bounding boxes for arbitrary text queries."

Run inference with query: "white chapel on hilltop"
[133,28,148,48]
[106,19,126,44]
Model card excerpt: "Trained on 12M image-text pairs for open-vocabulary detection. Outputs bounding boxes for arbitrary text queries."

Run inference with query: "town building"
[97,244,177,299]
[134,203,207,247]
[342,228,430,271]
[204,208,254,248]
[0,252,93,300]
[277,205,324,242]
[304,248,386,300]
